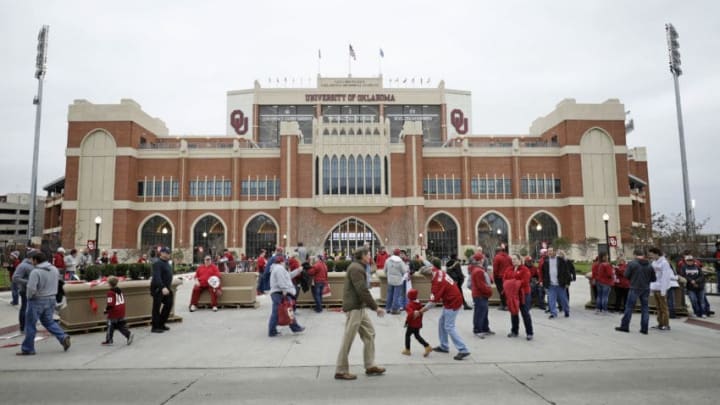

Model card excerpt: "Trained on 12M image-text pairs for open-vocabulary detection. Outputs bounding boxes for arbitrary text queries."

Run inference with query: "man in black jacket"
[151,247,174,333]
[540,247,571,319]
[615,248,654,334]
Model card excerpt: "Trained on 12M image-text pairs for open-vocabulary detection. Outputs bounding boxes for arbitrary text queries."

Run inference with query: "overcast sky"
[1,1,718,232]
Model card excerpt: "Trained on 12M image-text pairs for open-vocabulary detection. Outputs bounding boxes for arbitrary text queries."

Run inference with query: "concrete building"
[58,76,650,262]
[42,176,65,250]
[0,193,44,247]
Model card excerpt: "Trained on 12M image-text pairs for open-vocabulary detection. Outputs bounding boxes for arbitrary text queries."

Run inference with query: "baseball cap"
[472,252,483,262]
[684,255,694,261]
[393,248,401,255]
[159,246,171,254]
[407,288,419,301]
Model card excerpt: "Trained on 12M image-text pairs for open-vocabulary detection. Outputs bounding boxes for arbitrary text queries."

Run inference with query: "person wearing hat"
[384,248,407,314]
[307,255,329,313]
[417,259,471,361]
[402,288,432,356]
[189,255,222,312]
[268,255,305,337]
[470,252,494,338]
[53,247,67,278]
[679,255,707,318]
[375,246,389,270]
[8,251,21,305]
[150,247,174,333]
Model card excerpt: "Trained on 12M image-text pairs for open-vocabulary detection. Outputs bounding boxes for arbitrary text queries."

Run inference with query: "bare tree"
[297,209,326,255]
[652,212,710,257]
[385,209,414,248]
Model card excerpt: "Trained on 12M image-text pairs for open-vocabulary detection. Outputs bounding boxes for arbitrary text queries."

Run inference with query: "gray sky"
[1,1,718,232]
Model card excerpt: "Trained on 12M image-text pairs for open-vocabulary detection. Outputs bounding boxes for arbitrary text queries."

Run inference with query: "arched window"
[322,156,330,194]
[384,157,389,195]
[528,212,559,258]
[373,155,381,194]
[193,215,225,263]
[339,156,347,194]
[245,215,277,257]
[477,213,509,252]
[315,157,319,195]
[426,213,458,260]
[365,155,372,194]
[324,218,380,256]
[331,156,339,194]
[348,155,356,195]
[356,155,364,195]
[139,215,173,252]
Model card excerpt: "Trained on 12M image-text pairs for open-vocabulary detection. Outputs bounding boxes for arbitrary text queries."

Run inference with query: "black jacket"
[151,258,173,293]
[445,259,463,283]
[624,258,654,290]
[541,256,571,287]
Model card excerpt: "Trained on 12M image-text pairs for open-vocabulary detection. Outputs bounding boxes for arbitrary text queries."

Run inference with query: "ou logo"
[230,109,249,135]
[450,109,468,135]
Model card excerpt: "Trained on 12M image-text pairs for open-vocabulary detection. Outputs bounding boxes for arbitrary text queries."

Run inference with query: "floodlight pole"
[28,25,49,243]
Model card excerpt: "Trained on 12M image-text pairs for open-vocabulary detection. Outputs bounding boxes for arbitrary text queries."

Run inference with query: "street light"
[202,231,208,257]
[602,212,611,262]
[283,234,287,250]
[418,233,423,256]
[94,216,102,262]
[535,223,542,257]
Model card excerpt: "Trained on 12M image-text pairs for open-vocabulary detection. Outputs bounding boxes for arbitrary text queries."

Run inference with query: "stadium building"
[57,76,650,261]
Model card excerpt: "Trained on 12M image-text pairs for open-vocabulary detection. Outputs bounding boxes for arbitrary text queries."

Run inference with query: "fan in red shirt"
[307,255,329,313]
[526,256,545,310]
[256,250,267,295]
[402,288,431,357]
[492,246,513,310]
[613,258,630,312]
[110,251,119,264]
[503,254,534,340]
[594,253,614,314]
[418,260,470,360]
[375,247,389,270]
[53,248,66,274]
[470,253,494,337]
[189,255,222,312]
[102,276,133,346]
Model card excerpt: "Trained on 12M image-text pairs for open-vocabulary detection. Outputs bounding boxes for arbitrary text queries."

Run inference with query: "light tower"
[28,25,49,243]
[665,23,694,237]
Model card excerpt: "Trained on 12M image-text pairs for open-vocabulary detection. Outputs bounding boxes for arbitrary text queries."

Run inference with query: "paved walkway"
[1,274,719,404]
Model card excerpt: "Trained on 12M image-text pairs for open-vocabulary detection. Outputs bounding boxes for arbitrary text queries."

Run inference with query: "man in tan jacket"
[334,247,386,380]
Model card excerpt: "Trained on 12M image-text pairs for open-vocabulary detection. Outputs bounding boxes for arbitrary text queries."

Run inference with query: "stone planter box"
[59,278,183,332]
[196,272,258,308]
[296,272,346,307]
[583,275,688,315]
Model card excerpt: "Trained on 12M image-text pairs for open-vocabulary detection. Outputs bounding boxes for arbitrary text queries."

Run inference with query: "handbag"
[277,296,295,326]
[322,283,332,298]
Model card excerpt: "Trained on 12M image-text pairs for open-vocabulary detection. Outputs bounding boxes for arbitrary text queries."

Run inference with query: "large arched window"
[324,218,380,256]
[193,215,225,263]
[426,213,458,260]
[528,212,559,257]
[245,215,277,257]
[348,155,356,194]
[373,155,381,194]
[477,212,509,252]
[356,155,364,195]
[139,215,173,252]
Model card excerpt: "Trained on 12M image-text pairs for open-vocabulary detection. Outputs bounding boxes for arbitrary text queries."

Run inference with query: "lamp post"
[535,223,542,258]
[202,231,208,257]
[418,233,423,257]
[602,212,611,262]
[283,234,287,251]
[94,216,102,262]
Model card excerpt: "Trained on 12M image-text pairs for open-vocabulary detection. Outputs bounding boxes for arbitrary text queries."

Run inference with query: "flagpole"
[348,51,351,77]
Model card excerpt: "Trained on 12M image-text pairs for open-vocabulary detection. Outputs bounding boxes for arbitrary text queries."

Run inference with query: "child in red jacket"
[402,289,432,357]
[102,276,133,346]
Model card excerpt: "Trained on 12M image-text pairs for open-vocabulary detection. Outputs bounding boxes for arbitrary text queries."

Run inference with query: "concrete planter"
[583,275,688,315]
[59,278,182,332]
[296,272,346,307]
[196,272,258,308]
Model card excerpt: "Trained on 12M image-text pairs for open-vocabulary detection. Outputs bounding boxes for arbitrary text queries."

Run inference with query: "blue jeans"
[620,288,649,332]
[18,291,27,332]
[596,284,611,312]
[386,284,403,312]
[21,297,68,353]
[667,287,677,317]
[547,285,569,317]
[687,289,706,316]
[438,308,468,353]
[268,293,302,336]
[11,279,19,305]
[472,296,489,333]
[312,282,325,312]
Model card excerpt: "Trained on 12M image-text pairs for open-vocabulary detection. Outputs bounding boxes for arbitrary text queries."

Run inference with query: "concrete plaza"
[1,274,719,404]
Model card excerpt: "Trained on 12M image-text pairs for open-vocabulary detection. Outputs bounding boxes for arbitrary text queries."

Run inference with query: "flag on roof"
[379,48,384,58]
[349,44,356,60]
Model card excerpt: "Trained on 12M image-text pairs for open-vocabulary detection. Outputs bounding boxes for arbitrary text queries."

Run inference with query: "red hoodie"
[596,262,615,286]
[375,251,389,269]
[470,265,492,298]
[493,251,512,280]
[308,261,328,283]
[615,263,630,289]
[503,264,531,297]
[195,264,221,287]
[405,300,425,328]
[53,253,66,270]
[429,269,463,310]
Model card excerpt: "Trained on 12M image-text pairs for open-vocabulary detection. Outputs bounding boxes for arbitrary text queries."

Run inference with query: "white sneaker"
[189,305,197,312]
[212,306,218,312]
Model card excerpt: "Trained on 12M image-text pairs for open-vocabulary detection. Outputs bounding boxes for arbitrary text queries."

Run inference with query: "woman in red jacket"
[189,256,222,312]
[503,254,534,340]
[307,255,329,313]
[594,253,614,314]
[613,258,629,312]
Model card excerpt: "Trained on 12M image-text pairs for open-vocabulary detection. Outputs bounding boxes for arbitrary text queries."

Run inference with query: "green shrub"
[464,248,475,260]
[334,260,351,272]
[138,263,152,280]
[128,263,143,280]
[325,260,335,272]
[114,263,129,278]
[83,265,102,281]
[100,264,115,277]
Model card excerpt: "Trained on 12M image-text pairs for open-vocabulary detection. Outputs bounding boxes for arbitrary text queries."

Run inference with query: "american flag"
[349,44,356,60]
[379,48,384,58]
[318,49,321,59]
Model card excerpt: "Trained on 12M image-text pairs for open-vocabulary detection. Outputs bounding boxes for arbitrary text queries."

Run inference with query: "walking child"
[402,289,432,357]
[102,276,134,346]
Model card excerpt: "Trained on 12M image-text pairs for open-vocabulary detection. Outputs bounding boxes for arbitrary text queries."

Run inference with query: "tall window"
[323,156,330,194]
[319,154,385,196]
[189,180,232,197]
[137,180,179,197]
[339,156,347,194]
[364,155,372,194]
[521,178,561,195]
[258,105,315,145]
[356,156,364,195]
[423,178,462,196]
[348,156,356,194]
[331,156,339,195]
[471,178,512,195]
[373,156,381,194]
[240,179,280,197]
